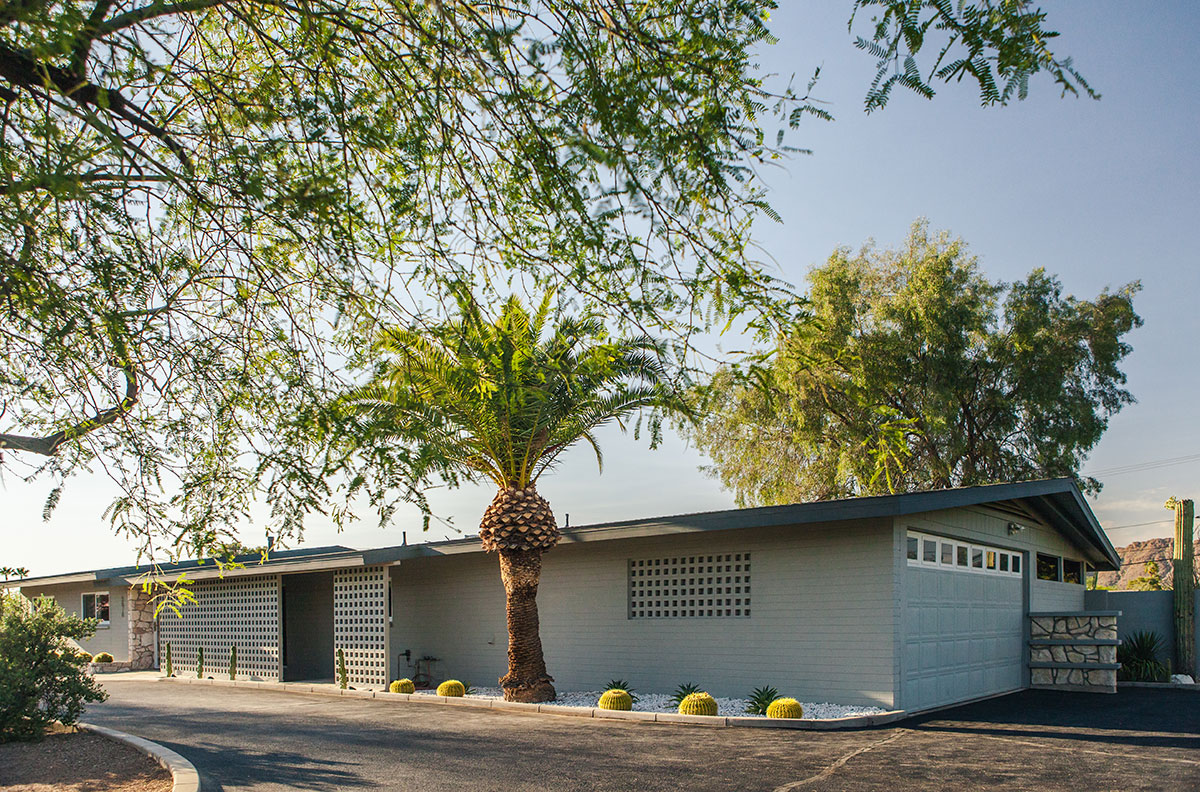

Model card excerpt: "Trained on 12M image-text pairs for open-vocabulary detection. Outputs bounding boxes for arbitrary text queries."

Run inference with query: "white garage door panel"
[903,565,1023,712]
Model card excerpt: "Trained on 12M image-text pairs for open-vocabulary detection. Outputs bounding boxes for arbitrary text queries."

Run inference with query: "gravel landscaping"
[413,687,886,719]
[0,726,172,792]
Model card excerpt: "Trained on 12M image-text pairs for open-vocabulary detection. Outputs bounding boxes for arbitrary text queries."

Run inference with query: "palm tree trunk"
[497,548,556,702]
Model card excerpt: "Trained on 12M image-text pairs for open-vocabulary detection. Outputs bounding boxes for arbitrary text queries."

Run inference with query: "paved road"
[89,678,1200,791]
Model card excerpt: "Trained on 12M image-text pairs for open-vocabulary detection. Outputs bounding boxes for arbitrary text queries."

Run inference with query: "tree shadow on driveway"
[156,739,377,792]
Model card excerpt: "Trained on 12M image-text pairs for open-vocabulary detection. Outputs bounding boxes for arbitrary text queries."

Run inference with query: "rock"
[1170,674,1195,685]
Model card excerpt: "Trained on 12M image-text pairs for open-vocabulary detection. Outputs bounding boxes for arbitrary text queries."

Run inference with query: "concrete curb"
[79,721,201,792]
[157,676,906,730]
[1119,681,1200,690]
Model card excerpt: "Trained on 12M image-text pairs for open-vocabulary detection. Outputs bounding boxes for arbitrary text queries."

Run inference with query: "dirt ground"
[0,726,172,792]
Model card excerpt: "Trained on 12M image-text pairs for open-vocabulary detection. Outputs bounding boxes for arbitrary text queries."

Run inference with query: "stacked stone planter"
[1029,611,1120,693]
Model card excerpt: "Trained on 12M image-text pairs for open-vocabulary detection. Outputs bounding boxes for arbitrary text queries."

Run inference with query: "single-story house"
[13,478,1122,713]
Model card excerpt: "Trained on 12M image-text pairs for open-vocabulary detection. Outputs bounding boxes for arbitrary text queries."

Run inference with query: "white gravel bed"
[412,686,884,720]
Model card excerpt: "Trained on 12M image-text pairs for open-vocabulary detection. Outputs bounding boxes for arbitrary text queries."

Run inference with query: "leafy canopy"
[335,288,677,509]
[692,221,1141,506]
[0,0,1094,560]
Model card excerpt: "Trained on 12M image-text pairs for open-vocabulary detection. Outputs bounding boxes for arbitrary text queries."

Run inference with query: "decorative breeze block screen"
[333,566,389,687]
[157,574,281,680]
[628,553,751,619]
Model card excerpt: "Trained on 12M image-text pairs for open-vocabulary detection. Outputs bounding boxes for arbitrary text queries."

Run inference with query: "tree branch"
[0,365,139,456]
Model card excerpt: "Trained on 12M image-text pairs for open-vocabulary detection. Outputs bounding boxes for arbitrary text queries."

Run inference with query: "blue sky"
[6,2,1199,574]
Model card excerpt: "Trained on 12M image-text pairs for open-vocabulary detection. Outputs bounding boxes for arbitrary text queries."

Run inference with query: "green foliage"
[389,678,415,694]
[196,647,204,679]
[850,1,1097,112]
[437,680,466,697]
[1128,561,1167,592]
[336,649,348,690]
[668,682,703,708]
[165,642,173,677]
[92,652,114,664]
[677,692,718,716]
[0,594,107,741]
[0,0,1090,567]
[692,221,1141,505]
[744,685,780,715]
[1118,631,1170,682]
[605,679,640,704]
[766,697,804,719]
[598,689,634,711]
[76,651,93,663]
[335,287,678,494]
[229,646,237,680]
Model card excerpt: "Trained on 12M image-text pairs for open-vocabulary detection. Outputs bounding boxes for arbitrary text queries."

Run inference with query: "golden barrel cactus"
[598,689,633,711]
[478,487,559,552]
[677,692,718,716]
[390,678,416,694]
[766,698,804,719]
[437,679,466,697]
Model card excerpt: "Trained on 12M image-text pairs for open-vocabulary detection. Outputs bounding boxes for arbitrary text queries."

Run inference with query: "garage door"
[902,532,1025,712]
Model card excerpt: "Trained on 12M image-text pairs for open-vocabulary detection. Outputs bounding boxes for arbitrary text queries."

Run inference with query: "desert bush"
[744,685,780,715]
[1117,631,1169,682]
[0,594,107,741]
[92,652,114,664]
[605,678,640,703]
[668,681,702,708]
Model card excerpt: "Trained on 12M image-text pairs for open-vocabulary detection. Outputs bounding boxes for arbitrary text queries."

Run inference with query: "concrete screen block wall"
[158,574,282,680]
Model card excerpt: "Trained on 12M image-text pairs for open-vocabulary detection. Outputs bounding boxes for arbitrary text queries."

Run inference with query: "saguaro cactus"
[1166,497,1196,677]
[165,642,173,677]
[337,648,348,689]
[229,645,237,680]
[197,646,204,679]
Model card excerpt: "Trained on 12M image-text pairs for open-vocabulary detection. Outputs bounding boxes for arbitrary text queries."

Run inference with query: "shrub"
[1118,630,1170,682]
[390,678,415,694]
[744,685,780,715]
[677,692,718,716]
[336,648,348,689]
[668,681,702,708]
[92,652,114,664]
[598,689,633,711]
[766,698,804,719]
[164,642,173,677]
[437,679,465,697]
[605,678,640,703]
[0,594,107,741]
[229,646,237,680]
[76,650,94,663]
[196,646,204,678]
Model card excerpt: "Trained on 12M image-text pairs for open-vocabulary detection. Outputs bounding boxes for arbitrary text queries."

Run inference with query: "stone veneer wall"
[1029,611,1119,693]
[127,584,157,670]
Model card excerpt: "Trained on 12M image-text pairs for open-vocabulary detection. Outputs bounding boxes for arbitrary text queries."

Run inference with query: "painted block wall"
[1085,589,1200,676]
[19,582,129,661]
[391,518,897,708]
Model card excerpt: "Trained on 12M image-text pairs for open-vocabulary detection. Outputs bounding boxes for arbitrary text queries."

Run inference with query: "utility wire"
[1083,452,1200,477]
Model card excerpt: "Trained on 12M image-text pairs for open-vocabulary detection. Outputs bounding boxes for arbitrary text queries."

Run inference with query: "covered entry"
[902,531,1025,712]
[282,571,334,681]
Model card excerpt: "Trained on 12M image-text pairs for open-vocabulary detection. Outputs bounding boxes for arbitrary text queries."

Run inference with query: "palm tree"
[348,289,674,702]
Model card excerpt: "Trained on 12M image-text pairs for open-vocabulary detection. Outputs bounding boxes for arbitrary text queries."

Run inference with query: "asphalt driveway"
[88,678,1200,791]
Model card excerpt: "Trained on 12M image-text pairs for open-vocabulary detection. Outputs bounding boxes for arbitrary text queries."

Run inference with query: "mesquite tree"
[0,0,1094,560]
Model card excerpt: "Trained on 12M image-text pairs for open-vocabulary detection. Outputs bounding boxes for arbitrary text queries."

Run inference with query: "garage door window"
[907,531,1021,577]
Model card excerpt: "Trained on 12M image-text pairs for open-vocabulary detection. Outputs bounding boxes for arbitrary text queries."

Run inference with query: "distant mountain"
[1096,537,1176,590]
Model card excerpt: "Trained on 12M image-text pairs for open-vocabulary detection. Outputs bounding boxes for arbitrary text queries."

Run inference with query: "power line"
[1103,519,1175,532]
[1083,452,1200,477]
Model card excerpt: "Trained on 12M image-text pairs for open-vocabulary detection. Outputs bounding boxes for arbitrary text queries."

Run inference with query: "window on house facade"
[1036,553,1062,582]
[82,592,110,626]
[628,554,751,618]
[905,532,1022,577]
[1062,559,1084,585]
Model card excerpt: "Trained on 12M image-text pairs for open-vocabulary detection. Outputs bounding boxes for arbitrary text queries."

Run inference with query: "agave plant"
[668,682,703,708]
[606,678,640,703]
[1117,630,1169,682]
[744,685,780,715]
